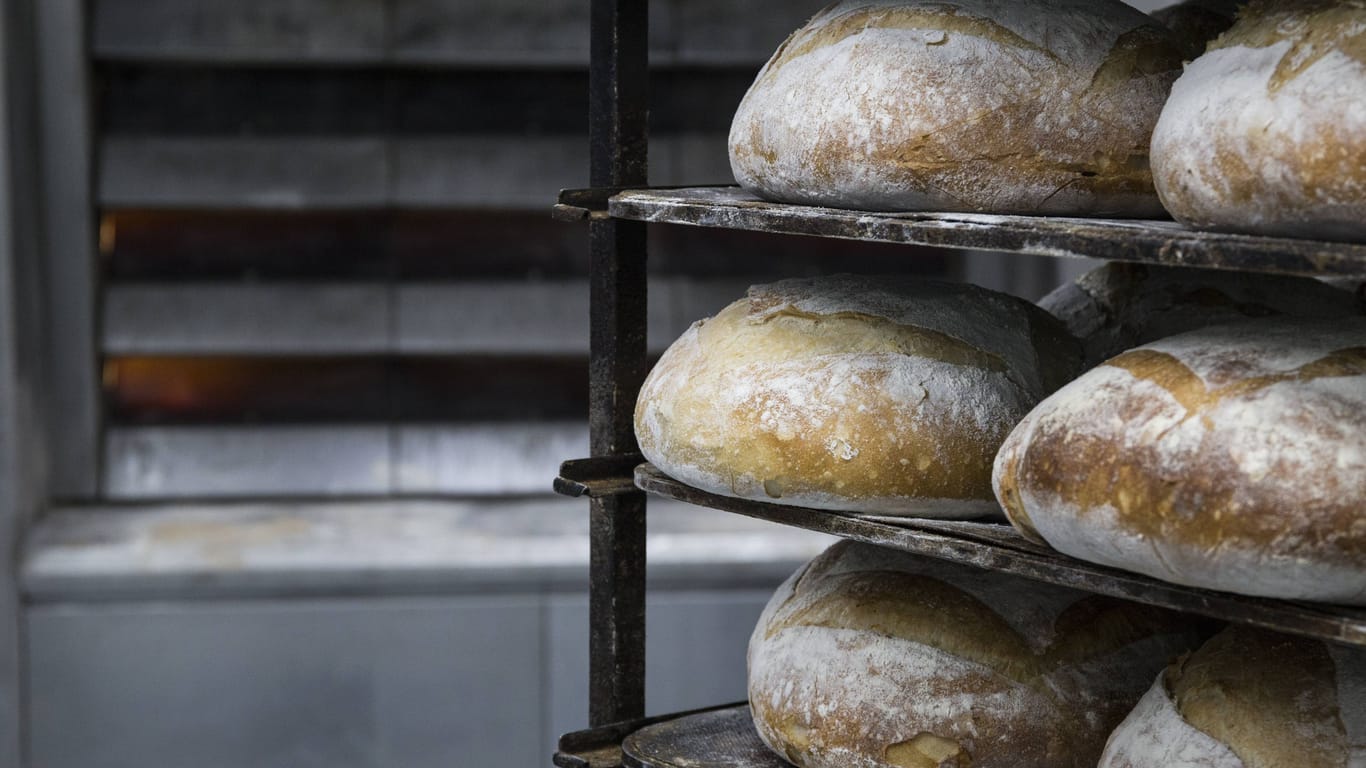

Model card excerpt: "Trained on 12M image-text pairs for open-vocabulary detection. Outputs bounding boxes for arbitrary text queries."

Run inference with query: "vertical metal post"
[587,0,649,727]
[1,0,49,762]
[36,0,100,500]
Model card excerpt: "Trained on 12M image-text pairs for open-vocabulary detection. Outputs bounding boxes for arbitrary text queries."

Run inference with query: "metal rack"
[555,1,1366,766]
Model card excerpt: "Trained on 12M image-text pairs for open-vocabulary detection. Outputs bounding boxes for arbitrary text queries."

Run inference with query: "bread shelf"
[582,185,1366,278]
[634,463,1366,648]
[561,0,1366,763]
[555,703,771,768]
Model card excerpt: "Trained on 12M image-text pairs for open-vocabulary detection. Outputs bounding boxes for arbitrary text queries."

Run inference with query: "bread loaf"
[1149,0,1366,240]
[634,275,1081,518]
[750,541,1210,768]
[993,317,1366,603]
[1039,262,1366,366]
[728,0,1183,215]
[1099,625,1366,767]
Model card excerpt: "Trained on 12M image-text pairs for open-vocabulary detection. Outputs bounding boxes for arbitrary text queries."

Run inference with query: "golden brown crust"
[749,542,1209,768]
[992,318,1366,602]
[1030,344,1366,557]
[1150,0,1366,239]
[635,276,1081,516]
[729,0,1182,215]
[1170,627,1348,768]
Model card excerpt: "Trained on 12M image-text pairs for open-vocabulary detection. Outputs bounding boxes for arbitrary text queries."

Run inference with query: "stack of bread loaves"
[1099,625,1365,767]
[749,541,1211,768]
[728,0,1183,216]
[634,274,1080,518]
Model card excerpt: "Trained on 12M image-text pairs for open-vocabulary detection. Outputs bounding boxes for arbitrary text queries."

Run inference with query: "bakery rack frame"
[552,2,1366,766]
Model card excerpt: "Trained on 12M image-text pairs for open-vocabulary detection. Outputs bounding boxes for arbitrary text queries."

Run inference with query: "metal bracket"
[554,453,644,498]
[553,187,625,222]
[552,186,742,223]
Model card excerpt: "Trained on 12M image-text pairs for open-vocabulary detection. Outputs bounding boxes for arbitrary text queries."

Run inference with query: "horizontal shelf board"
[99,137,732,210]
[91,0,808,66]
[622,705,777,768]
[635,463,1366,647]
[22,499,834,602]
[608,187,1366,278]
[101,277,752,356]
[103,422,589,499]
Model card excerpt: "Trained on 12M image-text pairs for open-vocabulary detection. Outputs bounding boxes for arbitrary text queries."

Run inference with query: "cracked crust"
[1150,0,1366,239]
[1099,626,1365,768]
[634,275,1081,517]
[992,316,1366,603]
[750,541,1209,768]
[728,0,1182,215]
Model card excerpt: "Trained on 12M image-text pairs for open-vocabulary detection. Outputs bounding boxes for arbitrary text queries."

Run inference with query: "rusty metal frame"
[585,0,650,728]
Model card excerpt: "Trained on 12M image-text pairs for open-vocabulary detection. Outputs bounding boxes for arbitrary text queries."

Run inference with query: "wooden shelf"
[599,186,1366,278]
[635,463,1366,647]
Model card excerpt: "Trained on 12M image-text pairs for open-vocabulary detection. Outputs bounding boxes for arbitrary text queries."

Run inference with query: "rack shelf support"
[586,0,649,727]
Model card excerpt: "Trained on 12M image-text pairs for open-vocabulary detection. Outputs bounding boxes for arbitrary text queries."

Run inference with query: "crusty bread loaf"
[993,317,1366,603]
[1039,262,1365,366]
[750,541,1209,768]
[1150,0,1366,240]
[728,0,1183,215]
[1099,625,1366,767]
[634,275,1081,518]
[1150,0,1241,60]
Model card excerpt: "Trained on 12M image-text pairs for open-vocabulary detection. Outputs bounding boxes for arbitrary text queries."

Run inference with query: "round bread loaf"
[1150,0,1241,60]
[1038,262,1366,366]
[1099,625,1366,767]
[1149,0,1366,240]
[634,275,1081,518]
[993,317,1366,603]
[728,0,1183,215]
[750,540,1210,768]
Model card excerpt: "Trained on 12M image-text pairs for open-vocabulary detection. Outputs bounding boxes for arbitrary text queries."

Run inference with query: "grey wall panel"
[99,137,389,210]
[37,0,100,498]
[103,423,595,499]
[546,590,779,754]
[391,0,597,66]
[97,136,714,210]
[0,0,46,759]
[396,279,679,355]
[93,0,386,63]
[27,597,543,768]
[104,283,391,355]
[392,137,589,210]
[104,426,392,499]
[394,422,586,495]
[674,0,823,64]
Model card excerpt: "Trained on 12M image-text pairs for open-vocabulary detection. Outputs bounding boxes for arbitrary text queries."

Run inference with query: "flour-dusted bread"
[1099,625,1366,768]
[634,275,1081,518]
[1151,0,1241,60]
[728,0,1183,216]
[993,317,1366,603]
[750,541,1210,768]
[1039,262,1365,366]
[1150,0,1366,240]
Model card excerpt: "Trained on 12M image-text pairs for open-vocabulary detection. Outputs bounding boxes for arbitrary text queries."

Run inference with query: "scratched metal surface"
[608,187,1366,278]
[623,705,786,768]
[637,463,1366,648]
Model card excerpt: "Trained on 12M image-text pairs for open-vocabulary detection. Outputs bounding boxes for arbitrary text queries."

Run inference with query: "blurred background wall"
[1,0,1165,765]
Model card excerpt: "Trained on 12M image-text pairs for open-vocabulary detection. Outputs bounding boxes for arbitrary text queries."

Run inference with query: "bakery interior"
[0,0,1363,766]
